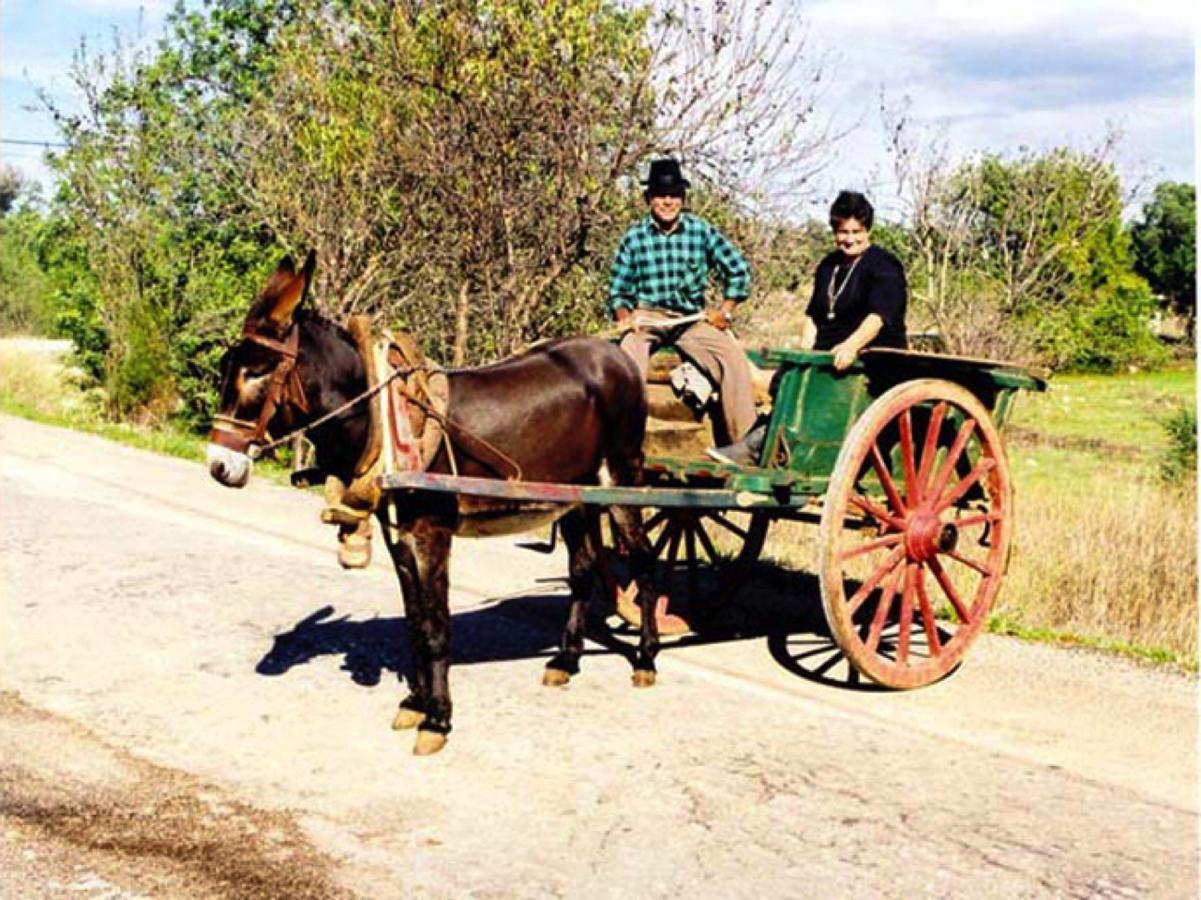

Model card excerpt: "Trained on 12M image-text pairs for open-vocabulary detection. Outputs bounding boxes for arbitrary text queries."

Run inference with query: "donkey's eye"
[244,365,272,379]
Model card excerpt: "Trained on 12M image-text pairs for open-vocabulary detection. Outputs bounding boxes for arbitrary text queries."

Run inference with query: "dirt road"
[1,413,1197,898]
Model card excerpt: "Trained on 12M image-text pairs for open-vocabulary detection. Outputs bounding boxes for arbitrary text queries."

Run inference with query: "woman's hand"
[830,314,884,371]
[831,341,859,371]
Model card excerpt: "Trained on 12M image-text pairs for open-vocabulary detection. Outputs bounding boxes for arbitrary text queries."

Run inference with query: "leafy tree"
[883,109,1162,370]
[44,0,834,423]
[1131,182,1196,329]
[0,165,26,216]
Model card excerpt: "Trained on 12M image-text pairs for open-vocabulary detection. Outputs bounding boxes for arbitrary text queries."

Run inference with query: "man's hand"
[706,304,735,331]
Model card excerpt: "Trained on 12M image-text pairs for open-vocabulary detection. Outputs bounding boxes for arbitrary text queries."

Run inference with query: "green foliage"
[1159,405,1197,488]
[1131,182,1196,322]
[0,207,56,335]
[1033,272,1167,373]
[890,139,1166,370]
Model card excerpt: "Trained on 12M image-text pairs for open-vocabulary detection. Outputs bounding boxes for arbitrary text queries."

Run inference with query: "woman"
[707,190,908,465]
[802,190,908,369]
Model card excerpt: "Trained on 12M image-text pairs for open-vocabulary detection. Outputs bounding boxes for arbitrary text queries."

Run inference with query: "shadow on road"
[254,561,890,694]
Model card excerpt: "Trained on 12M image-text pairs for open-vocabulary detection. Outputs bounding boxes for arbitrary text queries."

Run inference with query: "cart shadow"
[638,562,893,694]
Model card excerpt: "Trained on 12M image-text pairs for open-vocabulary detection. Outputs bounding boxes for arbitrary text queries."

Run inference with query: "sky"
[1,0,1196,217]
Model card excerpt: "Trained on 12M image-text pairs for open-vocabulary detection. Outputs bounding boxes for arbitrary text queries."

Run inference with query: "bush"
[1159,406,1197,488]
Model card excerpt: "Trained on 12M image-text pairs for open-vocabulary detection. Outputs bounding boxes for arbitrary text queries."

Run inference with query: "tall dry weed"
[0,340,100,420]
[1000,479,1197,661]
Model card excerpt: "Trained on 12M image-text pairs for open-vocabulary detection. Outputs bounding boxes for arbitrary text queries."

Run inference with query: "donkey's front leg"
[380,522,430,733]
[609,505,659,687]
[543,508,597,687]
[381,517,455,755]
[409,519,454,755]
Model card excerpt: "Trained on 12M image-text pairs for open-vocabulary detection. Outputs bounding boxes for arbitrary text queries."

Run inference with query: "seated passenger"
[608,158,759,447]
[708,190,908,465]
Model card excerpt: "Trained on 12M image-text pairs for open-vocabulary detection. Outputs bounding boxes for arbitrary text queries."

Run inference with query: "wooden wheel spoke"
[869,443,907,516]
[684,524,698,571]
[650,519,678,558]
[898,564,915,664]
[935,458,996,513]
[916,402,947,500]
[928,557,972,623]
[665,524,684,568]
[706,511,750,540]
[866,565,904,654]
[684,524,699,598]
[927,418,978,506]
[953,510,1002,529]
[915,567,942,655]
[846,546,906,616]
[898,409,919,505]
[643,509,669,534]
[944,548,995,578]
[849,493,905,531]
[694,518,722,564]
[838,532,903,563]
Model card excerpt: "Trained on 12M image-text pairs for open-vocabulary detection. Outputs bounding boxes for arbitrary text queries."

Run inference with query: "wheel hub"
[906,510,958,562]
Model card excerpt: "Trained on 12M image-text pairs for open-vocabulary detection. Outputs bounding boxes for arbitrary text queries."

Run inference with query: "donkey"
[207,253,658,754]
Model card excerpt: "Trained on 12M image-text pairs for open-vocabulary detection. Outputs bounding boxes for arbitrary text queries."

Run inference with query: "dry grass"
[0,339,98,420]
[999,478,1197,664]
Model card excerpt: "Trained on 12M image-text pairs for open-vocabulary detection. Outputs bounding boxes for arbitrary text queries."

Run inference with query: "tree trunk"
[452,280,470,366]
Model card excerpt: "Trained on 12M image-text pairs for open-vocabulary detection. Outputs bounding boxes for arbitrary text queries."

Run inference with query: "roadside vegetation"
[0,0,1195,668]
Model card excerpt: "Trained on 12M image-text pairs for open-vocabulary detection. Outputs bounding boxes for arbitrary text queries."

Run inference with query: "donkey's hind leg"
[544,507,599,687]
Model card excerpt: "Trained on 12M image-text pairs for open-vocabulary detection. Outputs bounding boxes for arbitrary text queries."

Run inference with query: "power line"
[1,138,66,148]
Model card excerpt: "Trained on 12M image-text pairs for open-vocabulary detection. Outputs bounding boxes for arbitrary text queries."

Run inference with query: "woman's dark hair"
[829,190,874,230]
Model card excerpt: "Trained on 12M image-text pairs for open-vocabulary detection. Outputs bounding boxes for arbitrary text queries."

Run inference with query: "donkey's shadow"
[255,563,895,694]
[256,597,567,688]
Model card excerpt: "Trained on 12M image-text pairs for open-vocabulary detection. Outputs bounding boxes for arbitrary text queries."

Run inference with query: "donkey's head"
[207,251,316,488]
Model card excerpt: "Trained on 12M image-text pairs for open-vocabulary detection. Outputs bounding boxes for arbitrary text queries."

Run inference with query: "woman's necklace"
[826,253,865,319]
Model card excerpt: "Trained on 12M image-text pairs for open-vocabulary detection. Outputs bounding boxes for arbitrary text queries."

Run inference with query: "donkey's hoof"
[542,668,572,688]
[631,669,657,688]
[392,707,426,731]
[413,730,448,756]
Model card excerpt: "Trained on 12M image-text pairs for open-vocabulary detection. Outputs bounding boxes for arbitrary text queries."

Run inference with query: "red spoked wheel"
[600,507,770,636]
[818,379,1013,688]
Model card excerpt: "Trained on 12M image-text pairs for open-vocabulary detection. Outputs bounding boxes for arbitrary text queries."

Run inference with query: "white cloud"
[795,0,1195,214]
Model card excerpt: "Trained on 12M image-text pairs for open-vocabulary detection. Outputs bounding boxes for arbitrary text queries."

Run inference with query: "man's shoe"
[706,423,767,467]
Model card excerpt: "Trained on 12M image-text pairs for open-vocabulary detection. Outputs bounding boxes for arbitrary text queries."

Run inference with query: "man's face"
[833,217,870,257]
[649,191,684,226]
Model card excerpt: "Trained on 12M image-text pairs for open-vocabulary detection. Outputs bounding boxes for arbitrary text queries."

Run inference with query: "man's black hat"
[643,158,690,195]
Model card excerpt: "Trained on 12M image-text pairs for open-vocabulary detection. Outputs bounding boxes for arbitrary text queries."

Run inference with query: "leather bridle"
[208,324,309,457]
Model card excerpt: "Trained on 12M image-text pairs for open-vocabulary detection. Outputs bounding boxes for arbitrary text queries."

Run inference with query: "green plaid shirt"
[607,213,751,317]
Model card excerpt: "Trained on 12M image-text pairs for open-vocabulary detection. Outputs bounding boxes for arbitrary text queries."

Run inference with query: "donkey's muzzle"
[207,443,253,488]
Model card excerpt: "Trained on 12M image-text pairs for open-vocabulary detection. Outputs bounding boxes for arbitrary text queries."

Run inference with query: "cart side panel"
[764,362,872,480]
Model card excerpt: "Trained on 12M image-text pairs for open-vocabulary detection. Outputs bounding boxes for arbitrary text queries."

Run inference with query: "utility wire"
[1,138,67,148]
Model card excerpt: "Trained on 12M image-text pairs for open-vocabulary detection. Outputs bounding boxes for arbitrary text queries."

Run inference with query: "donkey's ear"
[265,250,316,326]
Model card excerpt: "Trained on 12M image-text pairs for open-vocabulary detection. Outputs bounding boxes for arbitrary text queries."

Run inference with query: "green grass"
[1013,366,1195,458]
[987,613,1190,669]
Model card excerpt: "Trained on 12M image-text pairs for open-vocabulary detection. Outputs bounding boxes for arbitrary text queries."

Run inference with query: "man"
[609,158,758,445]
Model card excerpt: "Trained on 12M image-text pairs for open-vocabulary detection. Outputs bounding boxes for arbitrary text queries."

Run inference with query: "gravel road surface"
[1,413,1196,899]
